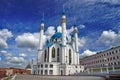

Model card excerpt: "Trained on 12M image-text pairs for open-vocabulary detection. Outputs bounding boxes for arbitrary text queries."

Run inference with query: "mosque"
[31,9,84,75]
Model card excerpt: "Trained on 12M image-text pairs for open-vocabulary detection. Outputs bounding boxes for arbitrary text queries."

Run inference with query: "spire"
[40,13,45,30]
[73,16,77,27]
[62,5,65,15]
[41,13,44,23]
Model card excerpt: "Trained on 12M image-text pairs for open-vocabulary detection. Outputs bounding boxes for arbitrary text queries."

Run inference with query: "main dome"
[51,32,62,40]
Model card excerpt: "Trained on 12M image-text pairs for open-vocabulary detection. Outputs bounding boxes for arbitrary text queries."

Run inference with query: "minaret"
[61,7,67,64]
[73,23,79,52]
[62,7,67,46]
[73,22,79,64]
[38,14,45,63]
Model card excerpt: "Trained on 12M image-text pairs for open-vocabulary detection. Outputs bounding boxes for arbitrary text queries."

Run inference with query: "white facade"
[80,46,120,68]
[32,11,84,75]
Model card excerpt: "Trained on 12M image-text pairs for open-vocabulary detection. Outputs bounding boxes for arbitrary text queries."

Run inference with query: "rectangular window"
[45,70,48,75]
[41,64,43,68]
[41,70,43,75]
[49,70,53,75]
[50,64,53,68]
[45,64,48,68]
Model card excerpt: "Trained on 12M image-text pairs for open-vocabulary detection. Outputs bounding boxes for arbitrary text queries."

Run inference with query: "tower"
[73,23,78,52]
[62,7,67,46]
[38,14,45,63]
[61,7,67,64]
[73,23,79,64]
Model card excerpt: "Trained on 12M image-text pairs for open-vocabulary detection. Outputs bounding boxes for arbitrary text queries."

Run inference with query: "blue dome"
[51,32,62,40]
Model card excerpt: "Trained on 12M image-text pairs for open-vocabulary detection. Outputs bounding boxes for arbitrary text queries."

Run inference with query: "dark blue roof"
[51,32,62,40]
[46,42,53,47]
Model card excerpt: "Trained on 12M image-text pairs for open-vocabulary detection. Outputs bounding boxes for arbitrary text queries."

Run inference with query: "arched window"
[69,49,72,65]
[57,48,60,62]
[44,50,47,62]
[52,47,55,58]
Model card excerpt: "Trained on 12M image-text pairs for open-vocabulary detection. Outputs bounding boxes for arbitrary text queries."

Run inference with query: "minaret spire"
[38,13,45,63]
[61,6,67,64]
[62,6,67,46]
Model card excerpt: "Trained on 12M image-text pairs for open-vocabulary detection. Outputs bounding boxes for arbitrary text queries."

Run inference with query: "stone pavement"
[15,74,105,80]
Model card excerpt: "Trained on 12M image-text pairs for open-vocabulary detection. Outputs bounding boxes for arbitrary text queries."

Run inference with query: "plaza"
[15,74,104,80]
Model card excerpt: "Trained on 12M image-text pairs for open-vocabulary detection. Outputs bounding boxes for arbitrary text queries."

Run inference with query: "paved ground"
[15,74,105,80]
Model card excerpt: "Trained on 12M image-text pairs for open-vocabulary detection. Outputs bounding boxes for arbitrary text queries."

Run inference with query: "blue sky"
[0,0,120,68]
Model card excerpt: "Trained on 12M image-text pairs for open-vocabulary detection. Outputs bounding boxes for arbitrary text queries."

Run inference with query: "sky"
[0,0,120,68]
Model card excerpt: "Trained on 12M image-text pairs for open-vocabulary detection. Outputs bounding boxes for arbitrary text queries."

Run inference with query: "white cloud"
[0,29,13,40]
[45,26,56,40]
[16,32,39,48]
[98,30,118,45]
[78,24,86,29]
[0,50,12,61]
[100,0,120,5]
[0,57,1,61]
[80,49,96,58]
[9,57,26,63]
[27,48,34,52]
[0,29,13,49]
[78,37,86,47]
[19,53,26,57]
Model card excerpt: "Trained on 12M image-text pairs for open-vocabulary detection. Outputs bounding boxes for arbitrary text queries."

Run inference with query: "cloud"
[0,57,1,61]
[9,57,26,63]
[78,37,86,47]
[78,24,86,29]
[80,49,96,58]
[16,32,40,48]
[0,29,13,49]
[97,30,117,45]
[19,53,26,57]
[99,0,120,5]
[45,26,56,40]
[27,48,34,52]
[0,50,12,61]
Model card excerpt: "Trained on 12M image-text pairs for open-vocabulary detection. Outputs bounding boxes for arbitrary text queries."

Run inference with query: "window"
[45,70,48,75]
[41,70,43,75]
[118,61,120,65]
[52,47,55,58]
[45,64,48,68]
[113,57,115,60]
[50,64,53,68]
[57,48,60,62]
[41,64,43,68]
[38,65,40,68]
[69,49,72,65]
[75,66,77,68]
[112,51,114,54]
[44,50,47,62]
[109,52,111,55]
[117,56,119,59]
[107,58,109,61]
[114,62,117,65]
[49,70,53,75]
[116,50,118,53]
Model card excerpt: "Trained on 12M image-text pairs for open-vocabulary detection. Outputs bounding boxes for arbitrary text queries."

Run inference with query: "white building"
[31,9,84,75]
[80,46,120,69]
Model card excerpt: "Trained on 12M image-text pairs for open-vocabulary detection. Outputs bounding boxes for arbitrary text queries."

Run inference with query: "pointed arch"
[52,47,55,58]
[44,50,47,62]
[57,48,60,62]
[69,49,72,65]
